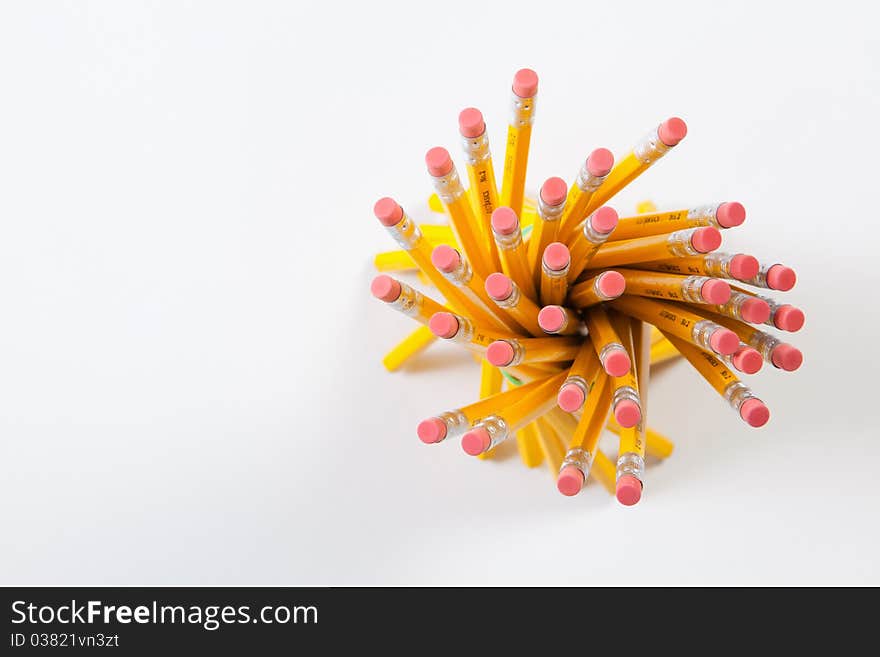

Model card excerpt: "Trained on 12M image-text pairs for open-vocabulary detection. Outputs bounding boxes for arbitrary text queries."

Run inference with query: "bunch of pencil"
[370,69,804,505]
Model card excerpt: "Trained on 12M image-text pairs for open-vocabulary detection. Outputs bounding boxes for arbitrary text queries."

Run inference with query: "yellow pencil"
[500,69,538,220]
[459,107,502,273]
[608,201,745,241]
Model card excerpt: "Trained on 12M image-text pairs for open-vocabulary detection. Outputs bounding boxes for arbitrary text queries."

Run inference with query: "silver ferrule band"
[430,168,466,204]
[583,214,613,244]
[389,282,421,318]
[493,227,523,251]
[477,414,511,450]
[723,380,756,413]
[542,258,570,278]
[612,385,641,411]
[461,131,491,165]
[666,228,701,257]
[702,251,734,278]
[561,448,594,479]
[687,203,722,228]
[576,164,609,193]
[692,319,724,352]
[492,282,521,309]
[537,195,566,223]
[617,452,645,482]
[681,275,712,303]
[435,410,469,441]
[633,125,672,164]
[509,90,537,127]
[388,213,423,250]
[441,254,473,287]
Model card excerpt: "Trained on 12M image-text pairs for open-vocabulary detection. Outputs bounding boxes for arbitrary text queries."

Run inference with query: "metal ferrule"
[741,262,778,289]
[387,211,423,250]
[687,203,722,228]
[509,90,537,127]
[561,448,594,480]
[702,252,736,278]
[666,228,702,257]
[583,212,613,245]
[723,380,757,413]
[474,414,511,450]
[447,313,475,344]
[616,452,645,483]
[493,225,523,251]
[388,281,422,318]
[713,291,751,322]
[492,282,521,309]
[612,385,641,411]
[599,342,626,369]
[461,131,491,165]
[537,195,566,223]
[430,167,466,204]
[576,162,610,193]
[440,252,473,287]
[542,257,569,279]
[502,339,525,366]
[681,275,713,303]
[435,410,469,442]
[691,319,726,353]
[633,125,673,164]
[747,329,782,363]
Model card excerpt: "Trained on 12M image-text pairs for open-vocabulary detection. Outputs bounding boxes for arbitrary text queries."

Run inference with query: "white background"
[1,1,878,585]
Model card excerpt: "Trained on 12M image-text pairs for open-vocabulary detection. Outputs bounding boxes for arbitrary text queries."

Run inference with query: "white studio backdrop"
[0,1,878,584]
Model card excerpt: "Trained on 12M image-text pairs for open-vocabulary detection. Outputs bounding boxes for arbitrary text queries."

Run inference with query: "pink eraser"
[431,244,461,273]
[557,383,586,413]
[485,272,514,301]
[732,347,763,375]
[425,146,454,177]
[730,254,760,280]
[701,278,731,305]
[370,275,402,303]
[740,297,771,324]
[598,271,626,298]
[557,466,585,497]
[774,305,805,332]
[614,399,641,429]
[491,206,519,235]
[428,312,459,339]
[709,328,739,355]
[603,347,631,377]
[461,427,491,456]
[540,177,568,207]
[538,305,567,333]
[373,197,403,226]
[771,344,804,371]
[417,418,447,444]
[458,107,486,138]
[590,206,619,234]
[542,242,570,271]
[586,148,614,177]
[657,117,687,146]
[512,68,539,98]
[486,340,515,367]
[690,226,722,253]
[616,474,642,506]
[766,264,796,291]
[716,201,746,228]
[739,398,770,428]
